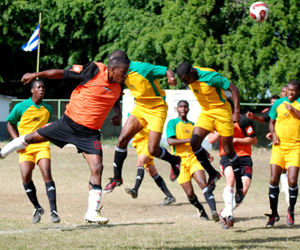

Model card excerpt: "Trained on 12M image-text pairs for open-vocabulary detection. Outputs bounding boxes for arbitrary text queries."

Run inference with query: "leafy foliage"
[0,0,299,100]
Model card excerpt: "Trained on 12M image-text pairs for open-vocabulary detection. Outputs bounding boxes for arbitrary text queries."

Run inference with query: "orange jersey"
[64,62,121,130]
[219,115,256,157]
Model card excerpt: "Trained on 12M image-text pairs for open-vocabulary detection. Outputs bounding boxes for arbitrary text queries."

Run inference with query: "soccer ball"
[249,2,269,22]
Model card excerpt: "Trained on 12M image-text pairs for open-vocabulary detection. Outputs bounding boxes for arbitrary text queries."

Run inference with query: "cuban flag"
[21,24,40,52]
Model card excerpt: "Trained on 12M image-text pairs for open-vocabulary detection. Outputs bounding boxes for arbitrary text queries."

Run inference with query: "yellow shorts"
[177,154,204,185]
[19,146,51,164]
[270,144,300,169]
[195,111,233,137]
[134,138,154,167]
[131,103,168,133]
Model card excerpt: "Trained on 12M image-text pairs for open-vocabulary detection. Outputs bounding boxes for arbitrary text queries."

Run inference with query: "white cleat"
[85,209,109,225]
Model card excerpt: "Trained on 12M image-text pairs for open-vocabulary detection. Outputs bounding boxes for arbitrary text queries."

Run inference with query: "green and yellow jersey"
[126,61,167,108]
[6,97,52,149]
[269,96,300,146]
[189,67,231,111]
[166,118,194,158]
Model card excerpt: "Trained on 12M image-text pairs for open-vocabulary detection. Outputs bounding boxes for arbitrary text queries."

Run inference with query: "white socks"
[280,173,289,205]
[88,189,102,212]
[0,135,28,158]
[221,187,234,217]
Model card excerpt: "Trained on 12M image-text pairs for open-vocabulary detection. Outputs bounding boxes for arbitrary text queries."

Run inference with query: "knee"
[91,162,103,176]
[148,145,156,156]
[185,188,194,198]
[117,134,130,148]
[270,176,280,186]
[288,178,298,188]
[190,137,200,151]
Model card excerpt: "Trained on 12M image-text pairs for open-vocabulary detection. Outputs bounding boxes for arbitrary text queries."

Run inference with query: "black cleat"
[125,188,138,199]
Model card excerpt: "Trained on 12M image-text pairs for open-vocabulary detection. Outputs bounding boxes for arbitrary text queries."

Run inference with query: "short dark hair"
[288,79,300,90]
[177,100,189,107]
[108,50,129,61]
[108,56,130,69]
[176,62,192,78]
[31,79,44,89]
[270,94,280,100]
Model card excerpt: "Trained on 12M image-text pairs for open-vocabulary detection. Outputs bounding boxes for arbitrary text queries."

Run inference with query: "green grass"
[0,144,299,249]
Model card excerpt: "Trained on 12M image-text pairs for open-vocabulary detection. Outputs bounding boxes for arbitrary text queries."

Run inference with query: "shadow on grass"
[41,221,175,232]
[230,235,300,249]
[235,223,300,232]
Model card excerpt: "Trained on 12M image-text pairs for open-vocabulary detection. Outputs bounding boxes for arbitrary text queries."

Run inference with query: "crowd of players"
[0,50,299,230]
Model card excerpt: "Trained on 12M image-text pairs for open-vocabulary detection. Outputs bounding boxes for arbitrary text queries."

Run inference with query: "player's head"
[108,50,129,61]
[287,80,300,102]
[108,56,130,85]
[176,62,197,85]
[31,79,45,100]
[177,100,189,120]
[270,94,280,104]
[280,85,288,97]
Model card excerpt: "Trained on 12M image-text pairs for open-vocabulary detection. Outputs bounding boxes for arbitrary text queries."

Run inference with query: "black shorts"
[220,155,253,179]
[37,114,102,156]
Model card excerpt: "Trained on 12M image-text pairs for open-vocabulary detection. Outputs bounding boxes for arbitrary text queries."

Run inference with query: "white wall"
[0,95,15,121]
[122,89,211,149]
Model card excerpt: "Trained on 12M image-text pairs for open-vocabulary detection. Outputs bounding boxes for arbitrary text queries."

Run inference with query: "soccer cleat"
[125,188,138,199]
[286,209,295,227]
[218,209,234,229]
[235,188,244,205]
[207,172,221,188]
[199,209,209,221]
[160,196,176,206]
[265,213,280,228]
[219,210,229,229]
[103,178,123,193]
[227,216,235,228]
[170,156,181,182]
[50,210,60,223]
[211,210,220,222]
[85,207,109,225]
[32,207,44,224]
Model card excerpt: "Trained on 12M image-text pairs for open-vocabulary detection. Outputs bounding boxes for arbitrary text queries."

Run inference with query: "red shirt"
[64,62,121,130]
[219,115,256,157]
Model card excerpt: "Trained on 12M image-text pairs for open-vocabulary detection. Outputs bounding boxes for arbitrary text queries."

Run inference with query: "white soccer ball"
[249,1,269,22]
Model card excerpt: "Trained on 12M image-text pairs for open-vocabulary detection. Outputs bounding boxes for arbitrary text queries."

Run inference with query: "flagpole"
[36,12,42,74]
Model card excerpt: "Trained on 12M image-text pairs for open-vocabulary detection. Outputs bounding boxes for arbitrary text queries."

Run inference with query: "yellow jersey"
[126,61,167,108]
[269,97,300,146]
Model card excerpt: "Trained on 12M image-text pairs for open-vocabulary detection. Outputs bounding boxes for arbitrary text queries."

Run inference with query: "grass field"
[0,143,299,249]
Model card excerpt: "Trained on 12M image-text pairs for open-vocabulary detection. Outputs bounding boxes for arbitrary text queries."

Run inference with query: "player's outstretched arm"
[166,69,177,86]
[21,69,65,85]
[228,83,240,122]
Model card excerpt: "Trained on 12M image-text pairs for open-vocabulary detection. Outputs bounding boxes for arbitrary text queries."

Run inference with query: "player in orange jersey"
[0,57,130,224]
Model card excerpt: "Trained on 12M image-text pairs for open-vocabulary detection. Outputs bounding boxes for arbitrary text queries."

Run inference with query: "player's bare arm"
[285,103,300,119]
[111,99,122,126]
[21,69,65,84]
[167,136,190,146]
[269,119,280,145]
[233,136,257,145]
[207,131,220,144]
[228,83,240,122]
[166,69,177,86]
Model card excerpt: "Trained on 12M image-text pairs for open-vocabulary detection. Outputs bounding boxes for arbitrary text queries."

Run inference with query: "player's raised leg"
[148,130,181,181]
[104,114,143,193]
[191,127,220,185]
